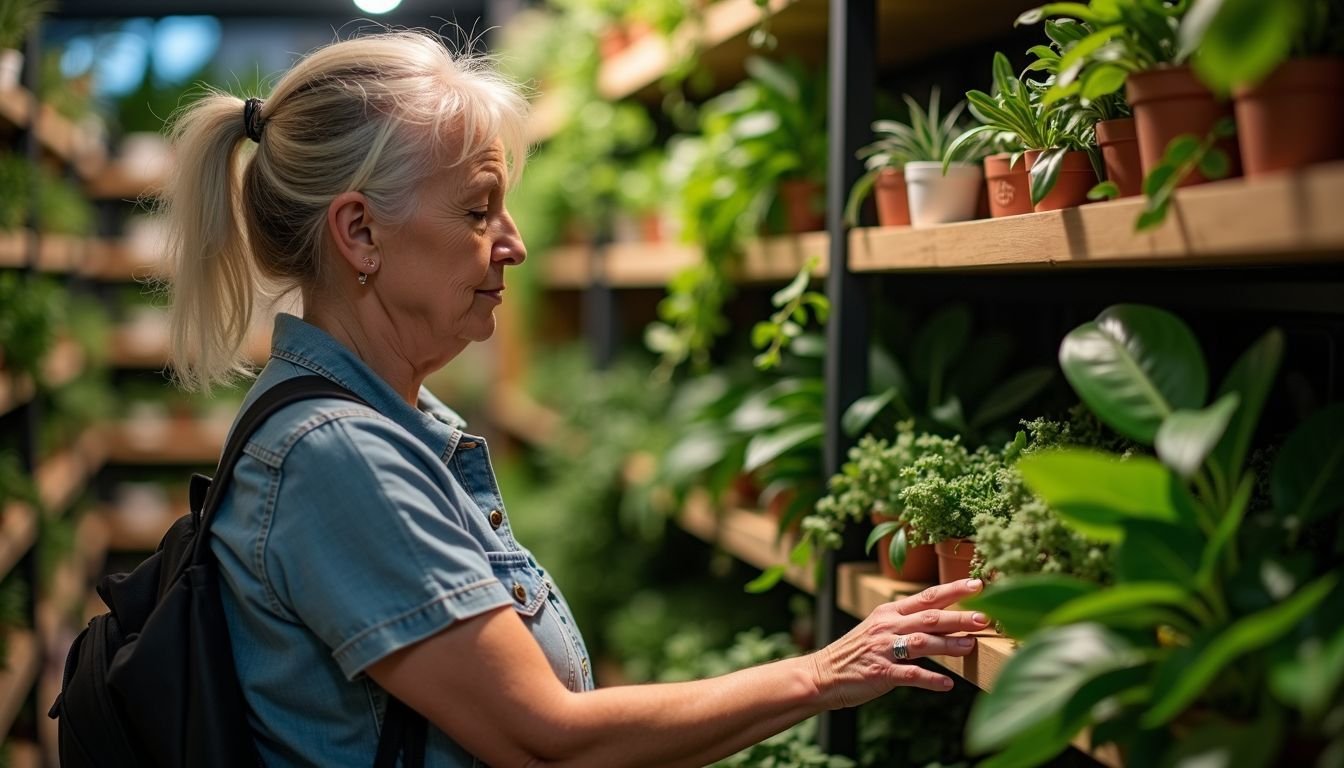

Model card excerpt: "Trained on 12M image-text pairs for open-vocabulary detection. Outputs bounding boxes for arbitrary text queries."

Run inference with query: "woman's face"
[375,141,525,361]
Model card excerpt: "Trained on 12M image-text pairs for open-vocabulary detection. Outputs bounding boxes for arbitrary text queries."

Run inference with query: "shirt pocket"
[485,552,550,617]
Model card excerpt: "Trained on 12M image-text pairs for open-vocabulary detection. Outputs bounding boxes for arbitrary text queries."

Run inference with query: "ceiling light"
[353,0,402,14]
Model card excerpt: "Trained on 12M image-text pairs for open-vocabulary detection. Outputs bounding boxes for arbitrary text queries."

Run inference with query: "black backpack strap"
[187,374,367,565]
[375,697,427,768]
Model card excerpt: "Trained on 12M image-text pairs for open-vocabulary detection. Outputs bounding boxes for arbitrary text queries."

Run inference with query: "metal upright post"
[816,0,875,756]
[585,223,620,370]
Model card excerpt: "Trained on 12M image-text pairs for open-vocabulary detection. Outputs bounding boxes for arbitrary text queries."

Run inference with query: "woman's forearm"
[531,654,825,768]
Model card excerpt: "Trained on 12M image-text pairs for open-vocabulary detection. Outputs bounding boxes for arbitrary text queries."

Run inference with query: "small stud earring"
[357,272,368,286]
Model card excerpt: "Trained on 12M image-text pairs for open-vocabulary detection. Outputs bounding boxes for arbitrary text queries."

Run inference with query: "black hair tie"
[243,98,265,143]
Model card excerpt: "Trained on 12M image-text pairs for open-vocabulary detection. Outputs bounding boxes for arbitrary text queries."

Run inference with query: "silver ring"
[892,635,909,661]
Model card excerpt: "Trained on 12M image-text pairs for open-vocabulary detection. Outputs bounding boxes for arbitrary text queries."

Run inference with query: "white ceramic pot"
[0,49,23,91]
[904,161,984,228]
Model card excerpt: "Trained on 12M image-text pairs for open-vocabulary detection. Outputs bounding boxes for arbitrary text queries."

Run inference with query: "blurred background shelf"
[540,233,829,290]
[677,490,814,592]
[0,504,38,582]
[106,417,228,465]
[35,427,107,516]
[0,630,39,738]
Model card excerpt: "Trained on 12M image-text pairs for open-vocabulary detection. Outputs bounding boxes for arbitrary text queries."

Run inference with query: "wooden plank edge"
[0,629,40,738]
[35,424,107,515]
[0,503,38,582]
[490,385,562,448]
[677,490,814,592]
[0,371,35,417]
[98,504,177,553]
[105,417,227,465]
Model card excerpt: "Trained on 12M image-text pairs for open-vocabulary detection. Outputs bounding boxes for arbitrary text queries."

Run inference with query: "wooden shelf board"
[0,503,38,582]
[38,513,109,641]
[83,239,167,282]
[599,0,1035,103]
[604,242,701,287]
[7,740,41,768]
[43,336,86,389]
[0,87,32,130]
[108,323,269,369]
[36,426,107,515]
[738,231,829,283]
[85,163,165,201]
[540,233,828,290]
[834,563,1122,767]
[489,385,562,448]
[0,231,26,268]
[852,163,1344,273]
[678,490,814,592]
[0,629,40,738]
[540,245,595,289]
[107,417,228,465]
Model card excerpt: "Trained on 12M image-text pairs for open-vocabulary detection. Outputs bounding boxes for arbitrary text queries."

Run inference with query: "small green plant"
[965,304,1344,766]
[946,52,1098,206]
[1129,117,1235,229]
[807,428,921,572]
[751,257,829,371]
[899,431,1022,545]
[0,272,64,382]
[0,0,51,50]
[844,88,985,226]
[0,152,32,231]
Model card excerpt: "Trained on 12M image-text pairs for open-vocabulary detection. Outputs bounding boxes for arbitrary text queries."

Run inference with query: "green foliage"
[647,57,827,376]
[38,168,95,236]
[1133,118,1235,231]
[1184,0,1344,93]
[0,153,32,231]
[807,427,920,557]
[0,272,64,381]
[967,304,1344,766]
[899,433,1012,544]
[0,0,50,50]
[751,258,829,371]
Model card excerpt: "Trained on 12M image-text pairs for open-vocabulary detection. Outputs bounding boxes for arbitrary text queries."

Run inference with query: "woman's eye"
[469,210,488,222]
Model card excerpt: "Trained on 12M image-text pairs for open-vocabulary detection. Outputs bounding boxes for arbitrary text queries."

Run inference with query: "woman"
[165,31,989,767]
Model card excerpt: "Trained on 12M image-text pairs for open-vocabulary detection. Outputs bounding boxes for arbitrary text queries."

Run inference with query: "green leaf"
[744,57,799,102]
[966,623,1144,753]
[1271,616,1344,720]
[1209,329,1283,484]
[888,525,908,571]
[1081,63,1128,100]
[844,167,882,228]
[963,575,1100,639]
[842,388,896,438]
[1135,204,1169,231]
[1189,0,1301,93]
[1015,3,1104,27]
[969,367,1055,430]
[1143,573,1340,727]
[1198,147,1231,180]
[1116,520,1202,587]
[1162,134,1201,166]
[744,423,825,472]
[1088,180,1121,200]
[1160,711,1282,768]
[865,520,903,555]
[1042,582,1199,629]
[1017,450,1200,541]
[1154,392,1240,478]
[752,321,779,349]
[772,263,812,306]
[911,304,973,403]
[1141,162,1178,199]
[745,565,787,593]
[1059,304,1208,444]
[1271,403,1344,523]
[1029,147,1068,206]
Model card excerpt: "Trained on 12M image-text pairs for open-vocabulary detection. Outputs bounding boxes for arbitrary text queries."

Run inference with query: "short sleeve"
[264,414,513,679]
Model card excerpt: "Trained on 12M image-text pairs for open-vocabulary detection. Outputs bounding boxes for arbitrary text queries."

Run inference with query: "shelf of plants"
[82,238,166,282]
[99,502,178,553]
[542,232,829,289]
[107,323,269,369]
[0,629,39,737]
[851,162,1344,271]
[489,384,563,448]
[0,232,89,272]
[0,87,104,179]
[35,426,106,516]
[106,417,231,465]
[36,513,107,641]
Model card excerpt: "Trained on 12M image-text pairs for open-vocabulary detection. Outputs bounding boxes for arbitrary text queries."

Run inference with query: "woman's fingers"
[896,632,978,660]
[900,608,991,635]
[893,578,983,615]
[888,661,956,691]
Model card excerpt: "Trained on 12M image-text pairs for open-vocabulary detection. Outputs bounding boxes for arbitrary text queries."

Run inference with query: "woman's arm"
[367,578,987,767]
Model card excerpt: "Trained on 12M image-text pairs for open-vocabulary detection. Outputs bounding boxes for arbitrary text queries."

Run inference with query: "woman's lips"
[475,288,504,302]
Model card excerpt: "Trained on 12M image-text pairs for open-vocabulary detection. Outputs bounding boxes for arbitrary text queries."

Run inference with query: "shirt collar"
[268,313,468,455]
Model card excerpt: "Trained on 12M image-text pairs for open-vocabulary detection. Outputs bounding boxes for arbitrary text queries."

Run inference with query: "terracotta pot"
[1095,117,1143,197]
[870,513,937,582]
[778,179,826,233]
[1126,66,1241,185]
[639,212,665,243]
[766,488,800,535]
[934,538,976,584]
[1233,57,1344,178]
[1024,149,1097,212]
[873,168,910,227]
[982,153,1033,217]
[731,473,762,508]
[0,49,22,91]
[599,25,631,59]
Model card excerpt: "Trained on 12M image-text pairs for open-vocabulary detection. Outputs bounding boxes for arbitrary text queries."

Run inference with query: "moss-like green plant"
[899,431,1022,544]
[0,0,51,50]
[0,272,64,381]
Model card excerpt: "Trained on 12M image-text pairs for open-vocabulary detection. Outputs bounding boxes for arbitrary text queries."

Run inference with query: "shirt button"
[512,582,527,603]
[581,658,589,678]
[489,509,504,529]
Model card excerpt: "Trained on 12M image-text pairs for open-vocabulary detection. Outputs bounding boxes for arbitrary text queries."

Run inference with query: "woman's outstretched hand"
[810,578,987,709]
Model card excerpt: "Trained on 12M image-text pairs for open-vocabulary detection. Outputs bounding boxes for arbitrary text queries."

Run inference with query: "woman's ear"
[326,191,380,277]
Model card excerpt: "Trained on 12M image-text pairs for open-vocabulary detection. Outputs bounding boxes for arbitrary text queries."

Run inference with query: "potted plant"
[808,429,938,583]
[0,0,48,91]
[880,89,989,228]
[1189,0,1344,176]
[965,304,1344,765]
[1018,0,1241,185]
[844,89,985,227]
[897,432,1007,583]
[947,53,1100,213]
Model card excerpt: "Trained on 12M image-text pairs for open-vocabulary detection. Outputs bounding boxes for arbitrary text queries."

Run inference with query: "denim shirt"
[211,313,593,767]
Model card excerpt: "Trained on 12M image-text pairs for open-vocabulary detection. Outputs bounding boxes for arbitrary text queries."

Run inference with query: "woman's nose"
[493,209,526,265]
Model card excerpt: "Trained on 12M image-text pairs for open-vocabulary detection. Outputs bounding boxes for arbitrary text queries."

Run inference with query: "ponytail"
[163,92,257,392]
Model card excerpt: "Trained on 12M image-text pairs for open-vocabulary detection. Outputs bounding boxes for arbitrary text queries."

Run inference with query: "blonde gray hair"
[164,31,529,391]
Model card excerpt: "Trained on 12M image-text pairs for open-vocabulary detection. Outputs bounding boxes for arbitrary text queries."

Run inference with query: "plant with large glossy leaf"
[965,304,1344,767]
[1181,0,1344,93]
[944,53,1099,207]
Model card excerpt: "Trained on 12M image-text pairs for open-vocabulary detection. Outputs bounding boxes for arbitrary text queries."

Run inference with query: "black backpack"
[49,375,429,767]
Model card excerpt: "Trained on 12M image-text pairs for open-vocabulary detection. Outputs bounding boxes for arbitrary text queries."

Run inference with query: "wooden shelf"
[85,163,165,201]
[677,489,814,592]
[7,740,41,768]
[0,629,39,738]
[540,233,828,290]
[852,162,1344,273]
[99,502,180,553]
[540,244,595,289]
[0,337,84,418]
[107,417,229,465]
[36,426,107,516]
[0,503,38,582]
[0,232,92,273]
[0,371,36,418]
[108,322,269,369]
[489,385,563,448]
[0,88,105,178]
[597,0,1036,103]
[602,242,702,287]
[0,230,26,268]
[82,238,166,282]
[37,513,109,642]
